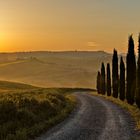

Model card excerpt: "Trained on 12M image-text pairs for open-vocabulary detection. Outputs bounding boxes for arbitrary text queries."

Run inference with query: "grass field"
[0,51,113,89]
[0,81,76,140]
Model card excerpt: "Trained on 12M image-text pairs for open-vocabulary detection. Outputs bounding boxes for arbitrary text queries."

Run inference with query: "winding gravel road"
[36,92,139,140]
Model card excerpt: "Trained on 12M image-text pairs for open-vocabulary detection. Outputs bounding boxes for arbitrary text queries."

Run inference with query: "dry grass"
[0,51,112,88]
[0,82,76,140]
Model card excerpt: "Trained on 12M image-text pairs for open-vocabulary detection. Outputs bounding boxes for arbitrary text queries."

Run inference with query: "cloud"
[87,42,99,47]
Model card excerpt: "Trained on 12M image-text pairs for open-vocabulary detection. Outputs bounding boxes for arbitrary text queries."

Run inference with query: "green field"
[0,81,76,140]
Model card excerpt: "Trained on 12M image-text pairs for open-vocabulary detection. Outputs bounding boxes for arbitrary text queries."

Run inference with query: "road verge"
[91,92,140,131]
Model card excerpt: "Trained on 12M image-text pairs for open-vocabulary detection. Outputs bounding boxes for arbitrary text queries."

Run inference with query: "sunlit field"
[0,51,113,89]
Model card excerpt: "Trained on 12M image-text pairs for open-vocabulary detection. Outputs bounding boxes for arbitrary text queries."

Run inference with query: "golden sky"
[0,0,140,53]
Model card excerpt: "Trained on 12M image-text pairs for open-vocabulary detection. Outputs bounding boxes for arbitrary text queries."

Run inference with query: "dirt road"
[36,92,139,140]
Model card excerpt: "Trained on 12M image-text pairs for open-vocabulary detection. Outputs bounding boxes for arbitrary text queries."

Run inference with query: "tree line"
[96,34,140,108]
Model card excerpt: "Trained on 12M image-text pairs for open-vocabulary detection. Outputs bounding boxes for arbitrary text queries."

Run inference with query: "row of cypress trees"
[96,34,140,108]
[136,35,140,108]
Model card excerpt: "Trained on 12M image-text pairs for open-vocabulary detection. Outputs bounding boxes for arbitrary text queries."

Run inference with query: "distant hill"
[0,51,121,88]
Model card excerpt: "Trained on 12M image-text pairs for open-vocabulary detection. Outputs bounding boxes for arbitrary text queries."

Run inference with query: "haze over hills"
[0,51,121,88]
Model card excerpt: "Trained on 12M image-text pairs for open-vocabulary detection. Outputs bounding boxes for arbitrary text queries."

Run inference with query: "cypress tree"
[119,57,125,101]
[126,35,136,105]
[97,71,101,94]
[112,49,119,98]
[136,34,140,108]
[101,63,106,95]
[107,63,111,96]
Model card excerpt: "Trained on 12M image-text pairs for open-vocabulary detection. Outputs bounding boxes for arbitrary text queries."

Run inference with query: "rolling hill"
[0,51,115,88]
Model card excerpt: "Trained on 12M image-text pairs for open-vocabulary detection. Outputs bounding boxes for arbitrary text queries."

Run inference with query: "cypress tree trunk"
[126,35,136,105]
[101,63,106,95]
[112,49,119,98]
[119,57,125,101]
[97,71,101,94]
[107,63,111,96]
[136,34,140,108]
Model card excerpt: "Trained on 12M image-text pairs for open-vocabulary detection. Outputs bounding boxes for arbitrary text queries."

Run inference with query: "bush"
[0,89,74,140]
[0,101,17,124]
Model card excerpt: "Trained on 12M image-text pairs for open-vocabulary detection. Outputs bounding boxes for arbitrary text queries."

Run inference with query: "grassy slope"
[0,81,76,140]
[0,80,36,90]
[92,92,140,130]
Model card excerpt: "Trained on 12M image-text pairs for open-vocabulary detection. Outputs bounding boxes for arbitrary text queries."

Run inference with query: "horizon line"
[0,50,123,54]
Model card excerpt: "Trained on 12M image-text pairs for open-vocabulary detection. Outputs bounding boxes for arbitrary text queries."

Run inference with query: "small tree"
[136,34,140,108]
[107,63,111,96]
[96,71,101,94]
[112,49,119,98]
[101,63,106,95]
[126,35,136,105]
[119,57,125,101]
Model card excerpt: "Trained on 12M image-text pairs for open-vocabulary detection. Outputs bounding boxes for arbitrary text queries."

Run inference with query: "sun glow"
[0,0,140,53]
[0,31,14,52]
[0,32,5,47]
[0,32,5,39]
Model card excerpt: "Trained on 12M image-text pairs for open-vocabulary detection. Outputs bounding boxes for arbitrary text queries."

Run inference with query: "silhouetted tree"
[119,57,125,101]
[112,49,119,98]
[107,63,111,96]
[97,71,101,94]
[101,63,106,95]
[136,34,140,108]
[126,35,136,105]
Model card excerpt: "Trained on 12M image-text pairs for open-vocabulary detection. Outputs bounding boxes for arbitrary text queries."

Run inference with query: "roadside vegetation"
[0,81,76,140]
[96,34,140,129]
[93,92,140,130]
[97,34,140,107]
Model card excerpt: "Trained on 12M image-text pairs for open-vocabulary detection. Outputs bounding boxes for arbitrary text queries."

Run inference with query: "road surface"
[36,92,139,140]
